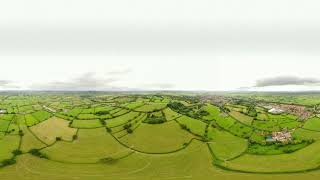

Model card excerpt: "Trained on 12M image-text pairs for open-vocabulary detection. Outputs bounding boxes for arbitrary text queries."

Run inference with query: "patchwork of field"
[1,93,320,179]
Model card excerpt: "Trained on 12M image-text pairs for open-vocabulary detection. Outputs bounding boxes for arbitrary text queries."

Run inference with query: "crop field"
[2,93,320,179]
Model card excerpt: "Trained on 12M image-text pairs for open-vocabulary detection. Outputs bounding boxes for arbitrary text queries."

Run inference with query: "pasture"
[1,93,320,180]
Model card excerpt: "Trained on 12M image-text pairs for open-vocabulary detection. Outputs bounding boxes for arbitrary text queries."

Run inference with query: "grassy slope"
[41,128,130,163]
[176,116,207,136]
[30,117,77,144]
[207,127,248,160]
[0,135,20,160]
[120,121,194,153]
[225,141,320,172]
[4,141,320,179]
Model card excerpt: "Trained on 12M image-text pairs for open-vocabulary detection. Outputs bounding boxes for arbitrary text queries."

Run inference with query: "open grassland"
[207,127,248,160]
[176,116,207,136]
[30,117,77,144]
[106,112,140,127]
[32,110,52,122]
[41,128,130,163]
[134,103,167,112]
[20,125,47,152]
[225,141,320,173]
[25,114,39,127]
[120,121,194,153]
[303,117,320,131]
[293,128,320,141]
[163,107,181,120]
[0,120,10,131]
[0,135,20,160]
[4,140,320,180]
[2,93,320,179]
[202,104,221,121]
[71,119,103,128]
[229,111,253,125]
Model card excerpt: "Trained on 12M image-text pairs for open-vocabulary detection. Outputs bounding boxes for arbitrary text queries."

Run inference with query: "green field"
[1,93,320,179]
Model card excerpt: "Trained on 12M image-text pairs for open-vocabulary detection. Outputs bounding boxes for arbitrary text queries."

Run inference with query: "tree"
[29,149,48,159]
[106,127,112,133]
[12,149,22,156]
[72,134,78,140]
[0,158,16,167]
[127,128,133,133]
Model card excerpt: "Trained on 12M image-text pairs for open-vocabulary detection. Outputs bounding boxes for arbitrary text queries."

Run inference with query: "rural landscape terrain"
[2,0,320,179]
[1,92,320,179]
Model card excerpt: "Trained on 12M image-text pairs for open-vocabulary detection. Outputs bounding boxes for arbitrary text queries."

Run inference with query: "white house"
[268,108,284,114]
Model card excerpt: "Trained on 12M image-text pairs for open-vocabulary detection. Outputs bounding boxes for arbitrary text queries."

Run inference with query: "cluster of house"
[200,95,230,107]
[262,103,311,120]
[266,130,292,142]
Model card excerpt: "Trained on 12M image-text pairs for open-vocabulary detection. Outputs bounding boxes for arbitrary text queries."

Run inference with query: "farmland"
[2,92,320,179]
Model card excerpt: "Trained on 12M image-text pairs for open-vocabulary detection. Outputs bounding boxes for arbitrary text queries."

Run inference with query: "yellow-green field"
[1,93,320,180]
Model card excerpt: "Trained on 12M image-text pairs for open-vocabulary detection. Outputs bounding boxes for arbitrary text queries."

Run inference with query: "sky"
[1,0,320,91]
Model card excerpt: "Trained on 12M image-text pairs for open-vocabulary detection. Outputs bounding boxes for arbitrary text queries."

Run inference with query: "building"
[268,108,284,114]
[0,109,6,114]
[42,106,56,113]
[266,135,276,142]
[271,131,292,142]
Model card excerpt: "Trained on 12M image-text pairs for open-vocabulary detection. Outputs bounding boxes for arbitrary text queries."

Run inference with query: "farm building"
[271,131,292,142]
[0,109,6,114]
[43,105,56,113]
[268,108,284,114]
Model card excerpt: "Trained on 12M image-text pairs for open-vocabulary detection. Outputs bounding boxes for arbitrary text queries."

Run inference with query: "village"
[266,130,292,143]
[261,103,312,120]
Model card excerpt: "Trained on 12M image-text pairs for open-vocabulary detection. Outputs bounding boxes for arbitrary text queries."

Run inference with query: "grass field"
[229,111,253,125]
[2,93,320,179]
[176,116,207,136]
[25,114,39,127]
[0,135,20,160]
[0,120,10,131]
[120,121,194,153]
[135,103,167,112]
[293,128,320,140]
[303,117,320,131]
[41,128,130,163]
[106,112,140,127]
[30,117,77,144]
[202,104,221,121]
[20,125,47,152]
[71,119,103,128]
[225,141,320,173]
[207,127,248,160]
[32,110,52,122]
[163,108,181,120]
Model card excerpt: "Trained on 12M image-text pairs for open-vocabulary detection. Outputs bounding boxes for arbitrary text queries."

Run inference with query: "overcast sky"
[1,0,320,91]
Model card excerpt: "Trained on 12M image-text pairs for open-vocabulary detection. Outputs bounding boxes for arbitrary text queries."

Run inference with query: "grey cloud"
[256,76,320,87]
[1,25,320,56]
[30,72,118,91]
[0,80,20,89]
[2,1,320,55]
[0,80,11,86]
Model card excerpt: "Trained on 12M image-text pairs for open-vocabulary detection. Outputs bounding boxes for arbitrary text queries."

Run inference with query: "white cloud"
[1,1,320,91]
[255,76,320,87]
[29,72,119,91]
